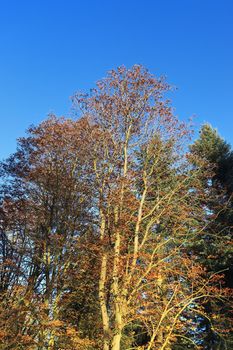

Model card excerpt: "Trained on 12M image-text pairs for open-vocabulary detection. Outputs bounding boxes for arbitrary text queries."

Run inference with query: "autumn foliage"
[0,66,232,350]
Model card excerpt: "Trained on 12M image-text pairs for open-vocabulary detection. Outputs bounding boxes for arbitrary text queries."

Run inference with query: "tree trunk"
[111,331,122,350]
[99,252,110,350]
[99,212,110,350]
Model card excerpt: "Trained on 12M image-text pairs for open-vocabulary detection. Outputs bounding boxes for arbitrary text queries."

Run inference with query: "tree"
[72,65,230,350]
[0,116,96,349]
[189,124,233,349]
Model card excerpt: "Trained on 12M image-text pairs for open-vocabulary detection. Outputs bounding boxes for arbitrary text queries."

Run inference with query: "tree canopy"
[0,66,232,350]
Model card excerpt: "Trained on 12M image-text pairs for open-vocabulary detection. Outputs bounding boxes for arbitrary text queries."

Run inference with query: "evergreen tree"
[189,124,233,350]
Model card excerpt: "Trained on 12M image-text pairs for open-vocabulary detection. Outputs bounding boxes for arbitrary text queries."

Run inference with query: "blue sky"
[0,0,233,159]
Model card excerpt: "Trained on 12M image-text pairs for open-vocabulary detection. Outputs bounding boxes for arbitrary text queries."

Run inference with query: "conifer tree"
[189,124,233,349]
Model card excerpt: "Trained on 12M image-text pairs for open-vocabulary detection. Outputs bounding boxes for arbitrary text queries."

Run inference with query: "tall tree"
[72,66,230,350]
[189,124,233,349]
[0,116,96,349]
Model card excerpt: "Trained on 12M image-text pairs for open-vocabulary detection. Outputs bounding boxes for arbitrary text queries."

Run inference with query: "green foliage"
[188,124,233,349]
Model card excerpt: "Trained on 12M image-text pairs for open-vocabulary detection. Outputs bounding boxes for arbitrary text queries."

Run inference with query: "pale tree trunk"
[111,207,123,350]
[110,128,131,350]
[99,210,110,350]
[99,252,110,350]
[110,248,124,350]
[111,331,122,350]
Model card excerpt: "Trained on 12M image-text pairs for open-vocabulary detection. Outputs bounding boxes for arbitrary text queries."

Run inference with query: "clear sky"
[0,0,233,159]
